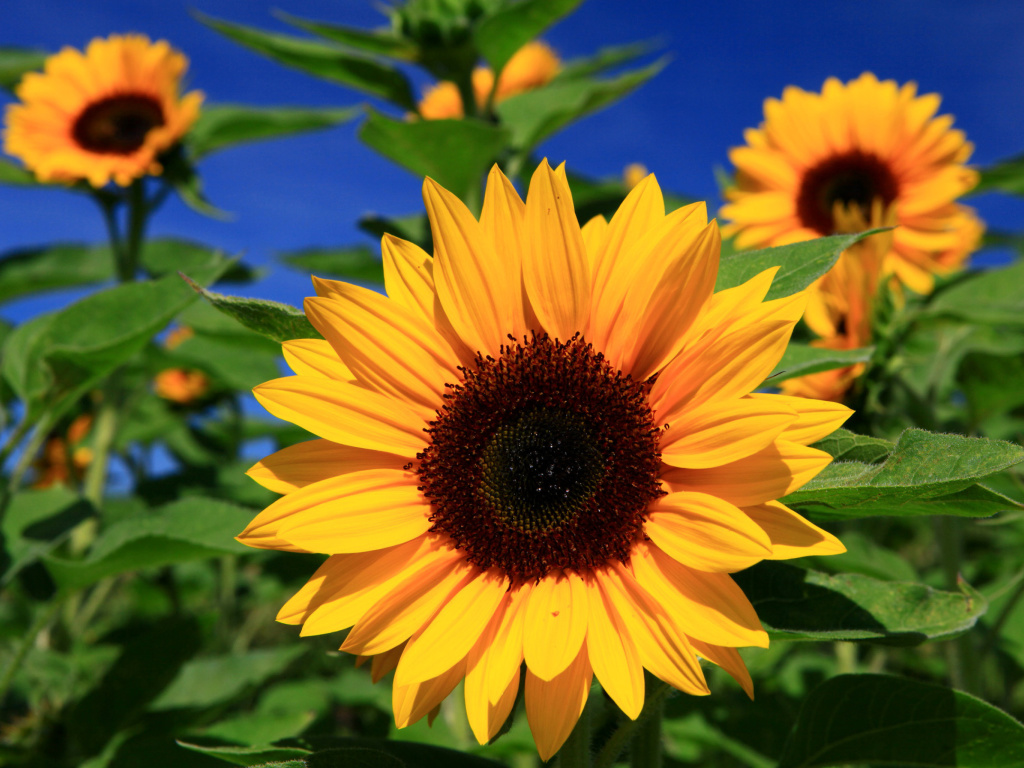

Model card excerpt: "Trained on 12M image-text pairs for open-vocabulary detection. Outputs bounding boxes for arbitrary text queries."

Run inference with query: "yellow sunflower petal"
[423,176,512,358]
[660,397,798,469]
[525,645,593,762]
[646,492,773,572]
[395,568,508,685]
[523,569,589,681]
[465,617,522,744]
[246,440,406,495]
[282,339,354,381]
[253,376,427,456]
[484,581,530,704]
[746,393,853,445]
[744,500,846,558]
[689,639,754,699]
[393,659,467,728]
[631,540,768,648]
[586,575,645,719]
[480,164,529,337]
[522,159,591,340]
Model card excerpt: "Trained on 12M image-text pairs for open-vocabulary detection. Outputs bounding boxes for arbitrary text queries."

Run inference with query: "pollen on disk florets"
[416,333,664,581]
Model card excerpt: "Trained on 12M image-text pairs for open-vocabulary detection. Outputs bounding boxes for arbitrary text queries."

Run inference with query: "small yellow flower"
[154,368,210,404]
[3,34,203,187]
[242,162,849,759]
[418,41,559,119]
[721,72,983,295]
[624,163,649,190]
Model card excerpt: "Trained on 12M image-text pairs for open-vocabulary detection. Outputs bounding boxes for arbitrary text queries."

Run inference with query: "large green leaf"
[557,41,656,80]
[0,156,40,185]
[358,109,509,201]
[496,60,665,152]
[924,259,1024,326]
[0,243,112,304]
[733,562,986,644]
[187,104,360,159]
[42,497,252,592]
[199,14,417,109]
[716,229,887,299]
[0,46,46,91]
[474,0,582,71]
[1,257,230,422]
[277,12,418,60]
[767,344,873,384]
[187,738,506,768]
[776,674,1024,768]
[0,488,94,586]
[278,245,384,284]
[974,152,1024,196]
[176,743,311,767]
[150,646,306,711]
[810,428,893,464]
[784,428,1024,519]
[181,275,323,343]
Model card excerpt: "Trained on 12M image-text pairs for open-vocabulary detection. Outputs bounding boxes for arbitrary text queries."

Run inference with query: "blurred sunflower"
[154,368,210,405]
[3,34,203,188]
[242,162,849,759]
[721,72,982,295]
[419,41,559,119]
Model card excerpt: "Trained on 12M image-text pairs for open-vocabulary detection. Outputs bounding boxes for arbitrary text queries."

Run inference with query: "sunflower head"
[3,34,203,188]
[243,161,849,759]
[721,72,982,295]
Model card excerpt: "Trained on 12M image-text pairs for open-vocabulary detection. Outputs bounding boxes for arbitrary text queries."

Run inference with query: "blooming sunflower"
[242,162,849,760]
[418,41,559,119]
[3,34,203,188]
[721,72,982,295]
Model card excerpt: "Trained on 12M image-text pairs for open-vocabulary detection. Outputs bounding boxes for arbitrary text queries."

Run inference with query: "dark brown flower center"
[72,94,165,155]
[796,150,898,234]
[416,334,664,581]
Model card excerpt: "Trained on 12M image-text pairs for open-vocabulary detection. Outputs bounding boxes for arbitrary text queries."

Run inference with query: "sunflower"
[3,34,203,188]
[418,41,559,119]
[154,368,210,404]
[242,162,849,760]
[721,72,982,295]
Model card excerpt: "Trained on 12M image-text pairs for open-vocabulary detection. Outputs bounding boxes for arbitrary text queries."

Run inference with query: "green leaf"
[142,238,257,283]
[784,428,1024,519]
[0,243,113,304]
[187,104,360,159]
[278,245,384,284]
[974,152,1024,196]
[358,212,432,250]
[716,229,888,299]
[959,349,1024,426]
[0,156,38,185]
[0,46,46,91]
[925,259,1024,326]
[496,60,665,153]
[169,332,281,391]
[181,274,323,343]
[557,41,657,79]
[42,497,252,592]
[276,12,419,60]
[777,674,1024,768]
[66,616,202,758]
[176,743,311,767]
[810,427,893,464]
[767,344,873,384]
[358,109,509,201]
[1,488,94,586]
[474,0,582,71]
[199,13,417,109]
[150,646,306,710]
[733,561,987,644]
[210,739,507,768]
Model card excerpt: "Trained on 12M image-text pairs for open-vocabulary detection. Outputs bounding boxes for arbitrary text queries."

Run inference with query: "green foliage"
[925,259,1024,326]
[278,246,385,284]
[785,428,1024,519]
[717,229,889,299]
[810,428,893,463]
[187,105,361,160]
[975,152,1024,196]
[768,344,874,384]
[734,562,987,644]
[777,674,1024,767]
[0,46,46,91]
[474,0,582,71]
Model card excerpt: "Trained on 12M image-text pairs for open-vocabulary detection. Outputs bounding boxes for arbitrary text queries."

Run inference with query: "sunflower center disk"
[796,150,898,234]
[72,95,165,154]
[417,334,664,581]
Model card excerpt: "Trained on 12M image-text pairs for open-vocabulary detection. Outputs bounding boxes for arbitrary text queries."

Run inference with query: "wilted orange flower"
[418,42,559,119]
[721,72,982,295]
[3,34,203,187]
[242,162,848,760]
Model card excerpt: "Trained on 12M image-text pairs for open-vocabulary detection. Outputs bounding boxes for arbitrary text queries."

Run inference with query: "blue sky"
[3,0,1024,322]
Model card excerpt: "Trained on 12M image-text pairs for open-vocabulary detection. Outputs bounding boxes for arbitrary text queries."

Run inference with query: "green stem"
[82,394,118,510]
[934,516,979,693]
[122,179,148,281]
[0,419,31,478]
[97,193,126,279]
[556,700,591,768]
[4,412,54,499]
[629,694,663,768]
[0,597,63,705]
[595,681,672,768]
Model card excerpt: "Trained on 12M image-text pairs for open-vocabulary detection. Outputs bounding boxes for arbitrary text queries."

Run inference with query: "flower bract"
[3,34,203,187]
[242,161,849,760]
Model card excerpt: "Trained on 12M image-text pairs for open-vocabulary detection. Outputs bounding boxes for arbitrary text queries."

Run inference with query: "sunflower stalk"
[556,698,592,768]
[595,681,672,768]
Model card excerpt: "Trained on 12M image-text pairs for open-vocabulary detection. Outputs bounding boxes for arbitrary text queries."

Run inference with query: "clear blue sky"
[3,0,1024,322]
